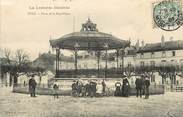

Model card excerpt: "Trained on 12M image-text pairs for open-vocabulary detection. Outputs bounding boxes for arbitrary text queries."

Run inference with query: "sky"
[0,0,183,60]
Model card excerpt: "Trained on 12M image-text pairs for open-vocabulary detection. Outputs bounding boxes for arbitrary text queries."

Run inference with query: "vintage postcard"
[0,0,183,117]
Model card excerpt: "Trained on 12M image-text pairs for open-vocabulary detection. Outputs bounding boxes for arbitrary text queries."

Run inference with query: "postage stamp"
[153,0,183,31]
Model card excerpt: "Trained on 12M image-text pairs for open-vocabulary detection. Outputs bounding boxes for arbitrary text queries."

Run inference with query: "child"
[53,83,59,99]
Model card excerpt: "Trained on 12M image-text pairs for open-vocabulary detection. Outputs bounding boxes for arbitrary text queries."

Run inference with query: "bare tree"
[123,66,135,78]
[11,49,30,85]
[3,48,11,64]
[143,66,155,82]
[133,66,155,80]
[0,48,3,58]
[177,64,183,77]
[0,48,12,86]
[14,49,29,67]
[157,66,176,85]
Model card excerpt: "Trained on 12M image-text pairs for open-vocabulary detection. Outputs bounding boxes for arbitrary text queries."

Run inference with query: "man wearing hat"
[144,77,150,99]
[135,76,143,98]
[28,75,37,97]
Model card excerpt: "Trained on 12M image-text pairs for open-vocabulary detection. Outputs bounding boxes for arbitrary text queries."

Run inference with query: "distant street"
[0,87,183,117]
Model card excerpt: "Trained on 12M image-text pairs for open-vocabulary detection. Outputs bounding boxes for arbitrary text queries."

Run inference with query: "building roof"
[137,40,183,53]
[32,52,74,71]
[33,53,74,63]
[124,46,137,56]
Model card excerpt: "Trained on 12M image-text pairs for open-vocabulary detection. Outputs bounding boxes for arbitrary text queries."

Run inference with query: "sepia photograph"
[0,0,183,117]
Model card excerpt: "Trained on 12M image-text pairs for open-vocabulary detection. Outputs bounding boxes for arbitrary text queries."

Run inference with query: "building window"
[161,60,166,66]
[180,59,183,68]
[171,60,175,62]
[161,60,166,62]
[84,64,87,69]
[150,61,155,67]
[127,62,132,67]
[162,51,166,57]
[140,61,145,67]
[140,53,144,58]
[151,52,155,58]
[78,65,81,69]
[172,51,176,56]
[151,75,155,82]
[180,59,183,63]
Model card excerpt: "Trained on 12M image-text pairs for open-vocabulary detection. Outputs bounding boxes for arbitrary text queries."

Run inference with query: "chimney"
[141,40,144,48]
[161,35,165,47]
[136,39,140,51]
[128,37,131,47]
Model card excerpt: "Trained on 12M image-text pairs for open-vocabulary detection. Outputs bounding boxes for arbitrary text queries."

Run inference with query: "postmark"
[153,0,183,31]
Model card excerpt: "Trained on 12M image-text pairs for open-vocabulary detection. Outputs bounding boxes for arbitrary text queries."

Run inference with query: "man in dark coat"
[77,81,83,97]
[85,81,91,96]
[122,77,130,97]
[144,77,150,99]
[90,81,97,97]
[135,77,143,98]
[29,76,37,97]
[102,79,106,94]
[71,81,78,96]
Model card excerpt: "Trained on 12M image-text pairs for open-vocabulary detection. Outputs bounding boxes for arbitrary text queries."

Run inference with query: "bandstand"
[50,18,130,79]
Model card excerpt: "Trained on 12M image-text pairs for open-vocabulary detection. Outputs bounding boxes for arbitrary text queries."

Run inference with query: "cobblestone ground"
[0,87,183,117]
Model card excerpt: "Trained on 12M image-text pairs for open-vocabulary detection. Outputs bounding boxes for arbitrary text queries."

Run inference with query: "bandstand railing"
[56,68,124,78]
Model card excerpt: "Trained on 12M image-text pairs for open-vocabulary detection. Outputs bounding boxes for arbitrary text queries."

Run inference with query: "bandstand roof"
[50,18,130,50]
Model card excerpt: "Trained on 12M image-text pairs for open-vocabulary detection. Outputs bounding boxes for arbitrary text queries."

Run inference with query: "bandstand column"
[116,49,119,69]
[121,49,124,76]
[104,43,109,79]
[74,49,78,73]
[74,42,80,78]
[105,49,108,78]
[97,50,101,78]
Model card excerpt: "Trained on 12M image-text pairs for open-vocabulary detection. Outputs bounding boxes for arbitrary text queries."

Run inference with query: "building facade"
[123,37,183,85]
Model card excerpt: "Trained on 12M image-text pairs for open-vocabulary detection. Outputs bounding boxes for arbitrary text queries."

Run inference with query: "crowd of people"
[135,75,151,99]
[114,76,150,99]
[28,75,150,99]
[71,79,106,97]
[114,77,131,97]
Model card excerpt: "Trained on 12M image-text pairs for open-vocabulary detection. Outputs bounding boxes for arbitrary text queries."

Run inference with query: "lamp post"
[104,43,109,79]
[55,46,60,78]
[162,61,166,84]
[74,42,80,78]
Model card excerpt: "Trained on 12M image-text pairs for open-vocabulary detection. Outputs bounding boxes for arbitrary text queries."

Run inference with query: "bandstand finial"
[81,18,98,32]
[88,17,91,22]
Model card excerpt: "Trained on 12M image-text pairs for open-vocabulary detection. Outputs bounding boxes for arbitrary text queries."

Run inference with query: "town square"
[0,0,183,117]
